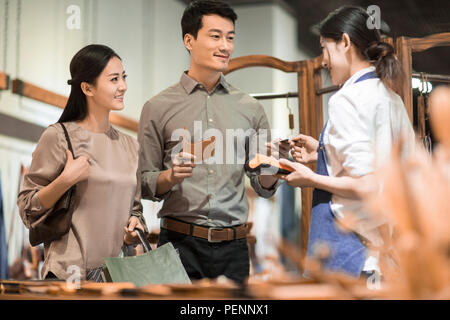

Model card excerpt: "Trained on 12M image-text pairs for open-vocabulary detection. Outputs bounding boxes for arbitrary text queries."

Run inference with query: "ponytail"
[318,6,403,94]
[365,41,404,94]
[58,79,88,123]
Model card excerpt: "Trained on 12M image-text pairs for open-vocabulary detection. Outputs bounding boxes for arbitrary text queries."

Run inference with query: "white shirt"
[323,67,415,271]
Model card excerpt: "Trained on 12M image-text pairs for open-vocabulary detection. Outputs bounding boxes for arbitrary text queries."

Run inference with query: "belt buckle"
[207,227,223,243]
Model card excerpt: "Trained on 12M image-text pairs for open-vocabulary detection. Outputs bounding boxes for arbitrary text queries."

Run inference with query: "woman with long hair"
[17,44,147,281]
[280,6,415,278]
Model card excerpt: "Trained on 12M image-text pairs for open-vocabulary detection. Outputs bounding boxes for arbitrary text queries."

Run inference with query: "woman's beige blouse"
[17,122,146,280]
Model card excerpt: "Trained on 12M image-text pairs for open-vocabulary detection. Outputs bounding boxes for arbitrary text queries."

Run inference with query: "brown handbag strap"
[59,123,75,158]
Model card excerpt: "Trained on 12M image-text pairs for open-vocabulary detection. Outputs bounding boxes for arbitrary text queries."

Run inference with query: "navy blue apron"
[306,71,379,277]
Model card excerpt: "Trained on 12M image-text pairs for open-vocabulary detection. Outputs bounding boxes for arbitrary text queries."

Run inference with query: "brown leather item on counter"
[161,218,249,242]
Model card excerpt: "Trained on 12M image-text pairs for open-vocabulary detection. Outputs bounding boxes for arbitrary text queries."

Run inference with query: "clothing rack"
[411,72,450,83]
[395,32,450,123]
[250,92,298,100]
[257,71,450,100]
[396,32,450,141]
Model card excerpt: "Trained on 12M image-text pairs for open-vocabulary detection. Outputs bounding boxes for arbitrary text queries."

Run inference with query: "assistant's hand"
[289,134,319,164]
[278,158,316,188]
[123,216,145,245]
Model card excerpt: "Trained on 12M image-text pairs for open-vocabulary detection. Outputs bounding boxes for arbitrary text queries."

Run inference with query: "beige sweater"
[17,122,146,280]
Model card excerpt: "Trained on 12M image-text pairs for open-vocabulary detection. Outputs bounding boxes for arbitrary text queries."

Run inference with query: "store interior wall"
[0,0,314,275]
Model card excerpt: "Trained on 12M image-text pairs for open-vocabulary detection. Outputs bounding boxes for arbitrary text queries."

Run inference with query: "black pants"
[158,228,250,284]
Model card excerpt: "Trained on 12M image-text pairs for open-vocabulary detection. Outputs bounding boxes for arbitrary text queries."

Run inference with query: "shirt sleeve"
[130,170,149,233]
[246,103,282,198]
[138,100,170,202]
[17,125,66,229]
[327,94,375,177]
[127,137,149,233]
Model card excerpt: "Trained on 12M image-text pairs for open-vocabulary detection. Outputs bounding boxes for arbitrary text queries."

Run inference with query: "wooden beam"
[224,55,302,75]
[409,32,450,53]
[10,79,138,132]
[0,72,9,90]
[395,37,414,124]
[11,79,67,108]
[297,62,315,271]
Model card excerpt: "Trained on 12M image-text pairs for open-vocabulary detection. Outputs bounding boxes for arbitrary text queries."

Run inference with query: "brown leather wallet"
[161,218,249,243]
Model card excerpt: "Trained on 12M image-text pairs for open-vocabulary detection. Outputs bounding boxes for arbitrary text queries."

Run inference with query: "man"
[138,0,287,284]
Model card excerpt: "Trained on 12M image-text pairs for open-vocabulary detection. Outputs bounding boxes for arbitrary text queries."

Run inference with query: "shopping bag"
[102,229,191,287]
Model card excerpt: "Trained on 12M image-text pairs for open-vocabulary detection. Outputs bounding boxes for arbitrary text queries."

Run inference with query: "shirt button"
[208,118,213,122]
[208,194,214,200]
[207,95,210,99]
[209,170,214,174]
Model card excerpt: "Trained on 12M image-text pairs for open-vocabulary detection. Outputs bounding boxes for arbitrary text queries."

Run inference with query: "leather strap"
[59,122,75,158]
[161,218,249,242]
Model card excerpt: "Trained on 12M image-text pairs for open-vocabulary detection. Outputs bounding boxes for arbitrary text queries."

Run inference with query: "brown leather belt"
[161,218,249,243]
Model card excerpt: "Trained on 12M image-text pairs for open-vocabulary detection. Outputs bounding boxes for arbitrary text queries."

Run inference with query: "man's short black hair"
[181,0,238,40]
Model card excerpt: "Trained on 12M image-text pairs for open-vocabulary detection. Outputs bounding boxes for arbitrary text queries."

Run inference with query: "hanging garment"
[0,171,9,279]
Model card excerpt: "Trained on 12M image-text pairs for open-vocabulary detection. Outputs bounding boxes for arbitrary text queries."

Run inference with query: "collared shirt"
[323,66,415,247]
[138,72,279,227]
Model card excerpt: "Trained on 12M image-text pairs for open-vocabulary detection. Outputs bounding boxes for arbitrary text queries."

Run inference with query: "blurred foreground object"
[363,85,450,299]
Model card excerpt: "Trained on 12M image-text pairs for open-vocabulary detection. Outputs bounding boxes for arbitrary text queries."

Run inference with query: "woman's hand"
[123,216,145,245]
[60,150,90,185]
[278,158,316,188]
[289,134,319,164]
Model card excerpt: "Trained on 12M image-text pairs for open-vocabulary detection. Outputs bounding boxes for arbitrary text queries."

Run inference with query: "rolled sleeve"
[245,103,281,198]
[250,175,283,198]
[138,101,171,202]
[17,125,66,228]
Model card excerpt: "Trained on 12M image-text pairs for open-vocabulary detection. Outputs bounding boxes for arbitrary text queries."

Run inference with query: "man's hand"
[169,152,196,185]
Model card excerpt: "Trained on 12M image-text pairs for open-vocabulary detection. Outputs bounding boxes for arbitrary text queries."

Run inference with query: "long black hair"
[58,44,121,123]
[318,6,403,94]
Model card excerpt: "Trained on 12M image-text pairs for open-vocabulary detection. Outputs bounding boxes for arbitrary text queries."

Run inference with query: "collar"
[180,71,230,95]
[342,66,376,89]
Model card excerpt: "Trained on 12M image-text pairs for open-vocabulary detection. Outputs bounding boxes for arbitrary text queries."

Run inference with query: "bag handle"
[135,228,152,253]
[59,123,75,158]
